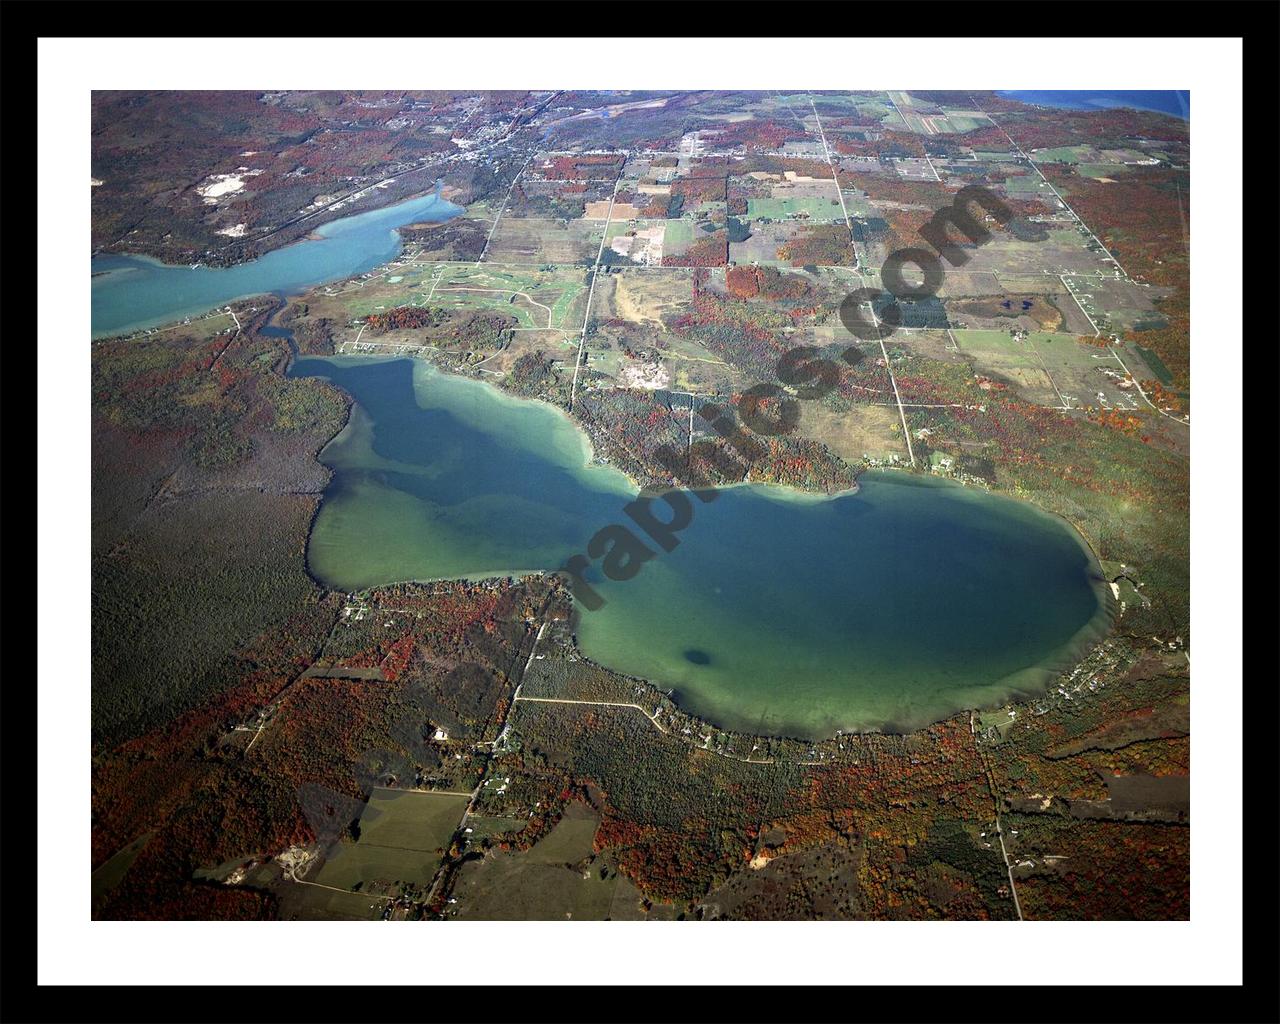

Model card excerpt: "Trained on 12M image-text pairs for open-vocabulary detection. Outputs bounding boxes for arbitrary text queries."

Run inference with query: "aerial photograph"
[89,87,1192,923]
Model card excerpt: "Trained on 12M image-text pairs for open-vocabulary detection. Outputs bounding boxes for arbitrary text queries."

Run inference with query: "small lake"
[288,356,1113,739]
[91,187,462,338]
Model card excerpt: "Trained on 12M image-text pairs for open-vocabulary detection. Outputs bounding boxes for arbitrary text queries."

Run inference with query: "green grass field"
[312,789,469,891]
[1026,333,1104,369]
[941,113,990,132]
[448,803,675,920]
[1075,164,1127,180]
[360,788,469,850]
[662,219,696,250]
[605,220,663,242]
[965,333,1143,410]
[1003,175,1045,193]
[524,802,599,864]
[320,264,588,332]
[748,196,844,222]
[312,843,440,891]
[853,99,895,120]
[1031,145,1094,165]
[1047,228,1090,247]
[275,881,387,921]
[950,329,1056,402]
[953,329,1039,361]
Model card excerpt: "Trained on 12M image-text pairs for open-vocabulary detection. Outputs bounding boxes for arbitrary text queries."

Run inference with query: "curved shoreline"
[92,182,463,271]
[291,356,1114,741]
[113,274,1119,745]
[91,186,462,339]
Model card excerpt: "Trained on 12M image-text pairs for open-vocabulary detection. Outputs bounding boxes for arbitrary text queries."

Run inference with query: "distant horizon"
[999,90,1190,121]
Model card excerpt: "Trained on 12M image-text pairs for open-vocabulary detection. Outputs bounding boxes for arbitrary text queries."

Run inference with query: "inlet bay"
[91,189,462,338]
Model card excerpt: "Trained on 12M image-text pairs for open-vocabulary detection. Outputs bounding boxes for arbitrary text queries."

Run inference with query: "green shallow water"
[290,356,1113,739]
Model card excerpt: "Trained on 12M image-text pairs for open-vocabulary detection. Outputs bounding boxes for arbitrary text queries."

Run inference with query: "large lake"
[288,356,1113,739]
[997,90,1190,121]
[91,188,462,338]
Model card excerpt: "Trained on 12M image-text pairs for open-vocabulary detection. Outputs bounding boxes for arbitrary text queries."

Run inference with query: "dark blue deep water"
[998,91,1189,121]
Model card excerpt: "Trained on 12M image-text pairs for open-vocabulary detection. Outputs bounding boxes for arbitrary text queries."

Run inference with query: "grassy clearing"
[451,855,623,920]
[312,844,439,891]
[311,264,590,337]
[610,268,693,325]
[662,218,696,251]
[312,789,469,891]
[1003,175,1045,193]
[275,882,387,921]
[747,196,845,222]
[798,400,906,464]
[486,216,603,264]
[464,815,530,843]
[852,98,895,120]
[447,802,672,919]
[942,113,989,132]
[524,802,599,864]
[951,330,1055,400]
[1076,164,1127,180]
[1026,334,1143,409]
[1031,145,1094,165]
[360,788,469,851]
